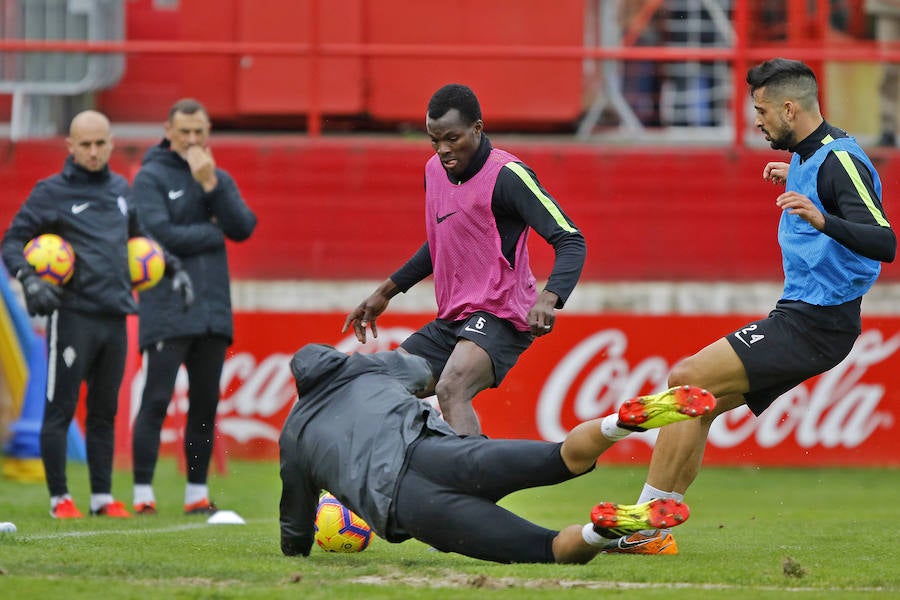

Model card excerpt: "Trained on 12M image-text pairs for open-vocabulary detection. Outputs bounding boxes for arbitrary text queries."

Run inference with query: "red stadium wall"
[2,137,900,282]
[96,0,584,128]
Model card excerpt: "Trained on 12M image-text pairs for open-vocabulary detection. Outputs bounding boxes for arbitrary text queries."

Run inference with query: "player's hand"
[185,145,218,192]
[342,294,390,343]
[776,191,825,230]
[20,272,62,316]
[763,161,790,185]
[171,269,195,310]
[527,290,559,337]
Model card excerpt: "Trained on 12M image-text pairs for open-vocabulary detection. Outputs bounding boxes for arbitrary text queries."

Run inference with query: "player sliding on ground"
[279,344,715,564]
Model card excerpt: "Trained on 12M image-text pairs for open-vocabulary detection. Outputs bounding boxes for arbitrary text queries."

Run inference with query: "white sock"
[600,414,631,442]
[133,484,155,505]
[50,494,71,509]
[582,523,613,546]
[637,483,681,535]
[90,493,113,513]
[185,483,208,506]
[637,483,669,504]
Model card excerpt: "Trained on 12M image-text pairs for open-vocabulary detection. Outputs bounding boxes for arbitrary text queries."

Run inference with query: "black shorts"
[726,303,858,416]
[391,434,578,563]
[400,311,533,385]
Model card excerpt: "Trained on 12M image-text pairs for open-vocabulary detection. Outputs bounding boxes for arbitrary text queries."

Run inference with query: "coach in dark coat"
[130,98,256,516]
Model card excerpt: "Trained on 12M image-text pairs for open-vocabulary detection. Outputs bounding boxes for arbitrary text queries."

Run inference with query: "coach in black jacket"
[130,98,257,516]
[1,110,192,519]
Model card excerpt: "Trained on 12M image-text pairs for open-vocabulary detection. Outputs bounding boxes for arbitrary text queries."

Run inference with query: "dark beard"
[767,128,795,151]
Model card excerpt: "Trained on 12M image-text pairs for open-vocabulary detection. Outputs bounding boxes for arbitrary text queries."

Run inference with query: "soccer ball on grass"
[24,233,75,285]
[128,237,166,291]
[314,492,373,553]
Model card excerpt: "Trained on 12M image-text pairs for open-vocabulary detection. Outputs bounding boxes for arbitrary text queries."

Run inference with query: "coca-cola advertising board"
[119,312,900,468]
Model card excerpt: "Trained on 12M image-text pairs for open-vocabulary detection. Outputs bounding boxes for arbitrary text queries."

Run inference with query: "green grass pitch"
[0,457,898,598]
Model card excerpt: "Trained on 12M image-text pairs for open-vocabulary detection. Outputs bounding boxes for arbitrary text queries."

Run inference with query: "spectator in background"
[342,84,585,437]
[130,99,256,516]
[0,110,193,519]
[621,0,666,126]
[866,0,900,146]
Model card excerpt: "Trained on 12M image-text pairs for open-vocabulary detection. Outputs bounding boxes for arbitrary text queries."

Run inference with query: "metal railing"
[0,0,894,144]
[0,0,125,139]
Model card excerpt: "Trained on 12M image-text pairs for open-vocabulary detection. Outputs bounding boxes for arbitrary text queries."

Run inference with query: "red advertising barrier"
[117,312,900,468]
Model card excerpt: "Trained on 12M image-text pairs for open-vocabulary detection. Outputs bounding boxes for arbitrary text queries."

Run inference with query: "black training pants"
[392,434,578,563]
[42,309,127,497]
[132,334,228,485]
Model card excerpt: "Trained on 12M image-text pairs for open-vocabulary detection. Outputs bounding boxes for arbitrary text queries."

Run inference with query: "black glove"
[171,269,194,311]
[19,272,62,316]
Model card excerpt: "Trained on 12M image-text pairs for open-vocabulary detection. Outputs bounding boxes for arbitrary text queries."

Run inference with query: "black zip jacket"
[131,140,256,349]
[2,156,148,316]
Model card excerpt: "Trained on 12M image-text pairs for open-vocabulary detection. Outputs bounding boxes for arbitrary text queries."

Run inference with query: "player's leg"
[650,306,857,496]
[132,337,188,512]
[399,319,457,399]
[435,312,532,436]
[395,438,691,564]
[646,337,749,493]
[84,315,130,516]
[182,334,228,513]
[400,316,494,435]
[433,340,494,435]
[611,306,858,554]
[394,466,559,563]
[42,310,89,517]
[601,336,747,554]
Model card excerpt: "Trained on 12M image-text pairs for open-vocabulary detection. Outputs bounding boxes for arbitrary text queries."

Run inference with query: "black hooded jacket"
[279,344,452,556]
[131,140,256,348]
[2,156,143,316]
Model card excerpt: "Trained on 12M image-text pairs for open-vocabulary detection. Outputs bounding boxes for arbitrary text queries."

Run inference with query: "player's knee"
[434,375,466,403]
[667,358,697,388]
[435,369,490,406]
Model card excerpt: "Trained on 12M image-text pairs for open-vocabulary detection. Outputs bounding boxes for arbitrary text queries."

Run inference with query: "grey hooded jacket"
[279,344,454,556]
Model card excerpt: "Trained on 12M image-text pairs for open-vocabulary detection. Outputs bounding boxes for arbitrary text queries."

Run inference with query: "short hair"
[427,84,481,124]
[746,58,819,110]
[168,98,208,121]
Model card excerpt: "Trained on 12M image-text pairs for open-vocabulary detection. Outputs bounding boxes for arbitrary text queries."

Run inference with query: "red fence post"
[307,0,322,137]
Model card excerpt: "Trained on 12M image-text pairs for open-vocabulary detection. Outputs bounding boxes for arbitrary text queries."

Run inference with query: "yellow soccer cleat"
[590,498,689,539]
[617,385,716,431]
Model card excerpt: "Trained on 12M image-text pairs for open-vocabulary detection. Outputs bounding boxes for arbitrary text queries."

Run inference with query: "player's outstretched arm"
[342,278,400,343]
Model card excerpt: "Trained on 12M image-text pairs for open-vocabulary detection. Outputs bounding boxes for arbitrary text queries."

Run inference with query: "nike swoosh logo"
[610,533,674,553]
[71,202,90,214]
[168,189,185,200]
[436,211,457,223]
[463,325,487,336]
[616,537,656,550]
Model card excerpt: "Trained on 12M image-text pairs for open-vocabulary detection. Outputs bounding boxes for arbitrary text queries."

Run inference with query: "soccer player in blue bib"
[600,58,896,555]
